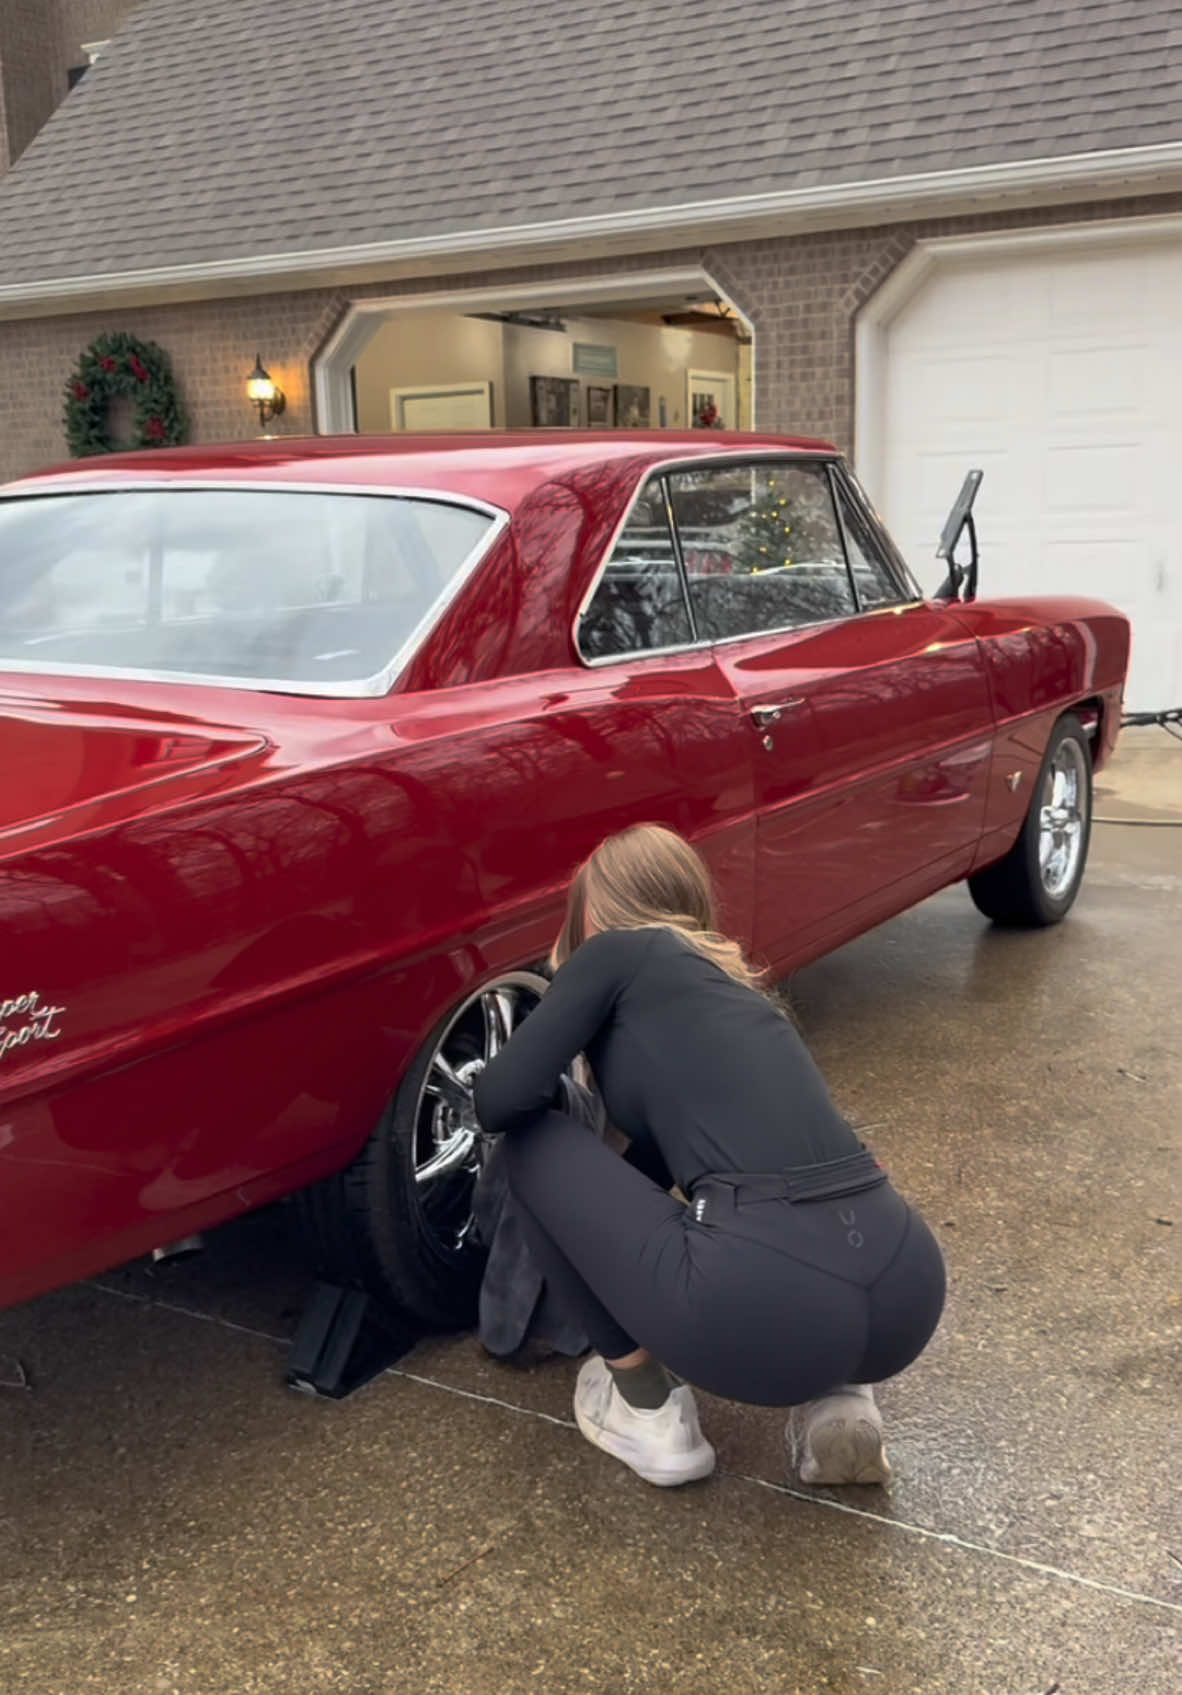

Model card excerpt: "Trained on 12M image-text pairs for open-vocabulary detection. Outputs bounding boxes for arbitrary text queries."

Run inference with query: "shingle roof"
[1,0,1180,292]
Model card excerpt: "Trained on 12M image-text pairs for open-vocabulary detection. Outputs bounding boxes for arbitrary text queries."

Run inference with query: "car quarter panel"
[0,696,441,1304]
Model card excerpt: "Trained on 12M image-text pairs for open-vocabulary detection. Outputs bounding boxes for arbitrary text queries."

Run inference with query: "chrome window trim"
[829,464,925,605]
[827,461,866,614]
[581,636,708,667]
[579,615,862,669]
[0,481,509,699]
[573,449,835,667]
[659,471,699,645]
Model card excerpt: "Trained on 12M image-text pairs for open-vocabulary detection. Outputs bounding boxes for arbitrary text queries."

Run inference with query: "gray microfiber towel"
[473,1075,604,1360]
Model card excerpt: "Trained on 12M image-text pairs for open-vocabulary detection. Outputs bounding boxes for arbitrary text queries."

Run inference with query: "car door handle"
[750,699,805,729]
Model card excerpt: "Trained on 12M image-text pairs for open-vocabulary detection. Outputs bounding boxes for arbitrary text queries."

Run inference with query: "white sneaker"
[788,1385,891,1486]
[573,1355,716,1487]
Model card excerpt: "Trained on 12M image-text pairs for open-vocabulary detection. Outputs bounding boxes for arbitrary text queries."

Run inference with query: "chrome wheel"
[1038,738,1088,898]
[414,976,542,1252]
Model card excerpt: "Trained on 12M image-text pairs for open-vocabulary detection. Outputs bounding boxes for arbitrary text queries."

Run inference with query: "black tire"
[968,712,1093,927]
[293,970,549,1330]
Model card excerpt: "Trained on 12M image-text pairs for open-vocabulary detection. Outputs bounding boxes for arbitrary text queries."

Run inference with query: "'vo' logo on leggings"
[838,1206,864,1249]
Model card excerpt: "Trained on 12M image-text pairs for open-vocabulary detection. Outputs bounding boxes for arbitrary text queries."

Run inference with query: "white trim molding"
[853,211,1182,503]
[3,142,1182,319]
[312,266,756,436]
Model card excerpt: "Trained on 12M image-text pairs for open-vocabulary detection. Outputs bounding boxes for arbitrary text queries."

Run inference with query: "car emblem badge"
[0,991,67,1064]
[1005,772,1023,793]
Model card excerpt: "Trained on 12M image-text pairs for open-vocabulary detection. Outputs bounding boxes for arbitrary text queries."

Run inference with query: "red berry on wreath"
[145,416,167,443]
[100,356,117,373]
[130,355,149,382]
[73,382,90,401]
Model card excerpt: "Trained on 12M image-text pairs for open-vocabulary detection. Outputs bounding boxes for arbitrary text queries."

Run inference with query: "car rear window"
[0,488,499,694]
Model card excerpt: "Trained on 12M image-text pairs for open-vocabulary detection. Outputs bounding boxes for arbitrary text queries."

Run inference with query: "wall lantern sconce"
[246,355,286,429]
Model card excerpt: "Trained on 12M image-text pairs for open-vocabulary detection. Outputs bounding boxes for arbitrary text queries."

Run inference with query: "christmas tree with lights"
[735,474,835,573]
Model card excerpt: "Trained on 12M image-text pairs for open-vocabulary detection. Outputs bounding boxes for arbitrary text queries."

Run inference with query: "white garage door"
[877,233,1182,713]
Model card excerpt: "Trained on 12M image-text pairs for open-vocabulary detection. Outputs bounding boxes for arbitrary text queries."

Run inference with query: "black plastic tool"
[285,1281,419,1399]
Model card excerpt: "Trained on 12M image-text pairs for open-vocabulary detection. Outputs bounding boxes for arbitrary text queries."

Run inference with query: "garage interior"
[348,287,753,436]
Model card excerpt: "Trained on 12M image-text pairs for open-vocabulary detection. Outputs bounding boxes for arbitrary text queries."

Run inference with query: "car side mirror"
[935,469,983,602]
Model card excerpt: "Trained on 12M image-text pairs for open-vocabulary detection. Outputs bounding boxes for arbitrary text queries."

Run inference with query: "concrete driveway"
[2,732,1179,1695]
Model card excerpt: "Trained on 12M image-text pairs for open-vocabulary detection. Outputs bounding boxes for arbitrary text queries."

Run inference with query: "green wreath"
[63,332,189,457]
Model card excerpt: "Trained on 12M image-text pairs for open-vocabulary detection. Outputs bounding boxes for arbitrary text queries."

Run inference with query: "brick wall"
[51,0,141,87]
[0,288,342,480]
[0,0,60,165]
[0,0,138,169]
[2,191,1182,484]
[0,45,9,173]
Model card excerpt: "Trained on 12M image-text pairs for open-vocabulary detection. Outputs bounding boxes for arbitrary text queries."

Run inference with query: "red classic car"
[0,433,1129,1326]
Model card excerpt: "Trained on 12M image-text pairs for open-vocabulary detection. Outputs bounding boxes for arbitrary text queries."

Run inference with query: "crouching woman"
[473,826,945,1488]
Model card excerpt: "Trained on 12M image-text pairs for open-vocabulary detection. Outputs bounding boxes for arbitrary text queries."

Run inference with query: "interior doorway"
[687,369,737,430]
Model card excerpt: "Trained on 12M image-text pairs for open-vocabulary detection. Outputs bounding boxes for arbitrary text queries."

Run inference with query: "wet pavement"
[2,731,1179,1694]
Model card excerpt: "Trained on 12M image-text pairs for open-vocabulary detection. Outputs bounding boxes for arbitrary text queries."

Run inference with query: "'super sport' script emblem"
[0,992,67,1063]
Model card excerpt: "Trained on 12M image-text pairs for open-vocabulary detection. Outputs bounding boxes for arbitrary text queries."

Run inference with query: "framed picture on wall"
[614,384,651,428]
[530,375,580,427]
[585,385,613,427]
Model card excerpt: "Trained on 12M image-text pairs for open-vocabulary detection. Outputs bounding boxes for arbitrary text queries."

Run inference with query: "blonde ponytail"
[551,824,766,994]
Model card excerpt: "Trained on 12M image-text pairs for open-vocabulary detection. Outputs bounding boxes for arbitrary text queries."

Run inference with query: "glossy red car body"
[0,432,1129,1310]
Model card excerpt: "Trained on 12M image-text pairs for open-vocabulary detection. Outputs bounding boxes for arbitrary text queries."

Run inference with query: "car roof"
[5,431,838,513]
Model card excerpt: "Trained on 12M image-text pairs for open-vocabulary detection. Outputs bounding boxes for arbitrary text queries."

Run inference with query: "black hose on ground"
[1098,709,1182,825]
[1120,707,1182,739]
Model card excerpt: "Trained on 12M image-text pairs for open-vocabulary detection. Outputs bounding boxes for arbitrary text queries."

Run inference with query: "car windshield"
[0,487,499,693]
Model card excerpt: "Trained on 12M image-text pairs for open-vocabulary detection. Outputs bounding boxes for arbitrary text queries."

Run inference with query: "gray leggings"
[504,1110,946,1407]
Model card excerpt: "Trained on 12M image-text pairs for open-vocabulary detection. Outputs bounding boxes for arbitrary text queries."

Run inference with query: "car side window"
[579,478,694,660]
[833,479,908,609]
[665,459,855,642]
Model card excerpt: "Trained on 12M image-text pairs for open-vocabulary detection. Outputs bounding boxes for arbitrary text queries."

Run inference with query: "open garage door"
[314,270,753,442]
[864,228,1182,714]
